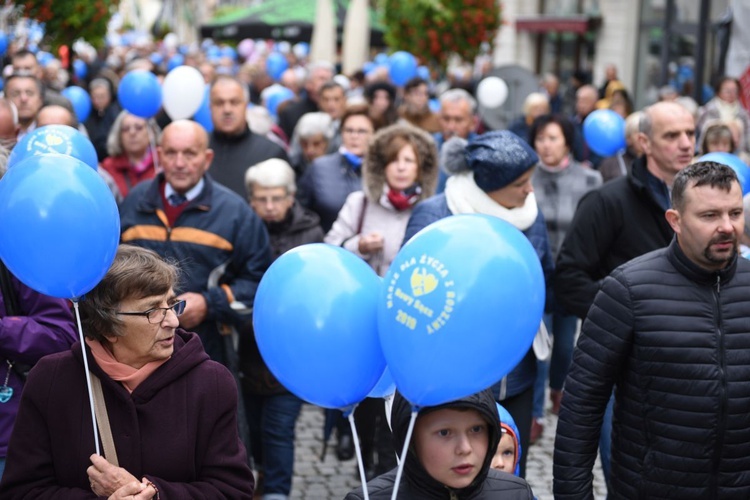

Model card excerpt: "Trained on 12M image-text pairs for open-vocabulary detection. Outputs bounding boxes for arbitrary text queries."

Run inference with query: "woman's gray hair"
[78,244,180,342]
[245,158,297,198]
[106,110,161,157]
[294,112,333,140]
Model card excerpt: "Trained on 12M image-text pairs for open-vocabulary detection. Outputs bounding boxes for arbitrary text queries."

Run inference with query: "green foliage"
[381,0,501,67]
[21,0,119,50]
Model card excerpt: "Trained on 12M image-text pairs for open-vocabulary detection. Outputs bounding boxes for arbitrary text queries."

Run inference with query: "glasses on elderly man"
[115,300,186,324]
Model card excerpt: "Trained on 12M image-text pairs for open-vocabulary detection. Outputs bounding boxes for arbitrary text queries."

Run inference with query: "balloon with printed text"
[378,215,545,407]
[8,124,98,171]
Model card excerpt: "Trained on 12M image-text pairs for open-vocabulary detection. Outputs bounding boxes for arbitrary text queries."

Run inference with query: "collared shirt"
[164,178,205,204]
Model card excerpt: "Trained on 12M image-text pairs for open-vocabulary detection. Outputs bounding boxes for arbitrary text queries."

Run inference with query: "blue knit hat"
[464,131,539,192]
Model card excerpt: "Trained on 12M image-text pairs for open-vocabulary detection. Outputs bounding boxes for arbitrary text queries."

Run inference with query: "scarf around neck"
[385,183,421,211]
[445,171,538,231]
[85,338,169,394]
[339,146,363,169]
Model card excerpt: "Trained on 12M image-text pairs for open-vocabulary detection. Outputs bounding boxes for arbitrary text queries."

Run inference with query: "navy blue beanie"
[464,131,539,192]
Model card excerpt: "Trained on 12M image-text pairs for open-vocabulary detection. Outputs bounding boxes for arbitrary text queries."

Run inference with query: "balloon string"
[347,408,370,500]
[390,409,418,500]
[73,300,101,456]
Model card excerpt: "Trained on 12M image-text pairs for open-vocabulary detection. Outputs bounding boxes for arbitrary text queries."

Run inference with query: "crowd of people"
[0,32,749,499]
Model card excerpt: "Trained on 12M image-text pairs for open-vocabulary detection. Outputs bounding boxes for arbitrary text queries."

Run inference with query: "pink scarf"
[85,338,169,393]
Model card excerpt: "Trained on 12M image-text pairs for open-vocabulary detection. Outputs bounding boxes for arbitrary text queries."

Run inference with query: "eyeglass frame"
[115,299,186,324]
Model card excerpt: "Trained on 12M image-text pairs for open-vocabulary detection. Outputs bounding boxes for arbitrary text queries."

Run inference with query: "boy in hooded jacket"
[344,389,533,499]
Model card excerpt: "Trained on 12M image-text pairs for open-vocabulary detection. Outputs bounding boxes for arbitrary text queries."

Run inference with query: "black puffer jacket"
[554,239,750,499]
[345,390,533,499]
[554,156,673,319]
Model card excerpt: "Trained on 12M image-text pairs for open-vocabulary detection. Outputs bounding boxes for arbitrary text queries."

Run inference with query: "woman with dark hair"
[529,114,602,442]
[364,81,399,130]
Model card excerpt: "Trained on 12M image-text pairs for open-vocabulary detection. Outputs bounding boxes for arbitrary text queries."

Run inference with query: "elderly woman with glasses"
[0,245,255,499]
[100,110,161,203]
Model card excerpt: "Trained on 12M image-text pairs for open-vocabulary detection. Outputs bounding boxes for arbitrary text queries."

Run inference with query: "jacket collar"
[137,173,213,213]
[211,124,251,144]
[629,156,671,211]
[667,237,738,286]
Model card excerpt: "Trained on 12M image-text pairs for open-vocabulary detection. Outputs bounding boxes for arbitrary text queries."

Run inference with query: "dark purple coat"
[0,275,76,456]
[0,330,254,499]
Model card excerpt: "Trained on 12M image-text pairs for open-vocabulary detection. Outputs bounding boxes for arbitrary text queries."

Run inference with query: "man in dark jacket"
[208,75,288,199]
[554,162,750,499]
[277,62,334,140]
[554,100,695,484]
[241,158,323,500]
[120,120,273,366]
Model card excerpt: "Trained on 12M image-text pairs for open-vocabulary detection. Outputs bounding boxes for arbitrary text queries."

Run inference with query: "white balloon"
[476,77,509,109]
[162,66,206,120]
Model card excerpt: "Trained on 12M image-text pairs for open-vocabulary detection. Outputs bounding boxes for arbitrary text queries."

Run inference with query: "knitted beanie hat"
[464,130,539,192]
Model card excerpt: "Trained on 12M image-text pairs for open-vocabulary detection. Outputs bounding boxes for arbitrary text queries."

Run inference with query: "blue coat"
[119,174,273,364]
[403,194,554,399]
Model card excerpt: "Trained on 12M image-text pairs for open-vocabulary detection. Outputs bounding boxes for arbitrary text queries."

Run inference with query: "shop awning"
[515,15,602,34]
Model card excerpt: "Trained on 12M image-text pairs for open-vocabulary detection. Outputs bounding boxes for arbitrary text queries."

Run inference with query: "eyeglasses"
[122,123,146,133]
[342,127,371,136]
[115,300,186,324]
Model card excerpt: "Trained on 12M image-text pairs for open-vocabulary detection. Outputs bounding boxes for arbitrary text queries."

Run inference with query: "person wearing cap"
[402,130,554,477]
[344,389,533,499]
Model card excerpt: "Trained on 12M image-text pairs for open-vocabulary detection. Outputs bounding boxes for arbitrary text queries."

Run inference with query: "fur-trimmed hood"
[362,123,439,203]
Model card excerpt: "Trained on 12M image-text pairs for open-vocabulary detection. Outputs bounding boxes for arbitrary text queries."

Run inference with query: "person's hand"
[107,479,156,500]
[87,454,140,498]
[358,232,384,254]
[175,291,208,329]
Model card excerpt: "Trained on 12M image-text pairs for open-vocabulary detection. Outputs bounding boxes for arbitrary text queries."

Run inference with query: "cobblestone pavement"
[285,400,606,499]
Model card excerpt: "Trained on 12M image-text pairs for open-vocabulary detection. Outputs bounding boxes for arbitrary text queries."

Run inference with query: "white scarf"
[715,97,741,123]
[444,172,538,231]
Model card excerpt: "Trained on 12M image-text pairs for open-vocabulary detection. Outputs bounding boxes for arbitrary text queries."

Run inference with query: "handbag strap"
[90,372,119,467]
[356,196,368,235]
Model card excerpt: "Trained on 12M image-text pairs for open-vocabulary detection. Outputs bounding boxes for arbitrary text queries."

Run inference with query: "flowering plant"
[21,0,119,49]
[381,0,501,67]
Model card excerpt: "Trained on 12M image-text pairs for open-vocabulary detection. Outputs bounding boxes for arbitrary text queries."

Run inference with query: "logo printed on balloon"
[23,130,73,156]
[385,255,455,334]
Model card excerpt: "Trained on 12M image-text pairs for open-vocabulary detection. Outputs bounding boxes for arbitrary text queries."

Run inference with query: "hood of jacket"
[362,123,439,203]
[496,403,522,476]
[391,389,501,498]
[73,329,209,403]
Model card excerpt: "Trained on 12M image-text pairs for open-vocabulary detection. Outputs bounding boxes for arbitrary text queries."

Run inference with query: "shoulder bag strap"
[90,372,120,467]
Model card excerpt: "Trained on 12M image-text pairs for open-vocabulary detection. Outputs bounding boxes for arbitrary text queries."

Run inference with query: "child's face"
[413,408,489,490]
[491,433,516,474]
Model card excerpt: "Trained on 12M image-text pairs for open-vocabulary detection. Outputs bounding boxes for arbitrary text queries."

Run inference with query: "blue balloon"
[367,367,396,398]
[167,54,184,71]
[253,244,385,409]
[36,51,54,67]
[699,152,750,195]
[266,52,289,81]
[428,98,441,113]
[8,125,98,170]
[363,62,375,74]
[0,32,7,56]
[0,154,120,299]
[61,86,92,122]
[583,109,626,157]
[389,51,418,87]
[221,46,237,61]
[118,70,162,118]
[149,52,164,66]
[265,87,294,117]
[192,85,213,133]
[379,215,545,407]
[417,65,430,81]
[73,59,88,80]
[206,46,221,60]
[374,53,389,65]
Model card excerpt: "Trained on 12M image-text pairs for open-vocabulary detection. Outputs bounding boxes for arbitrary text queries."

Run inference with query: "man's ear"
[665,208,681,234]
[636,132,650,156]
